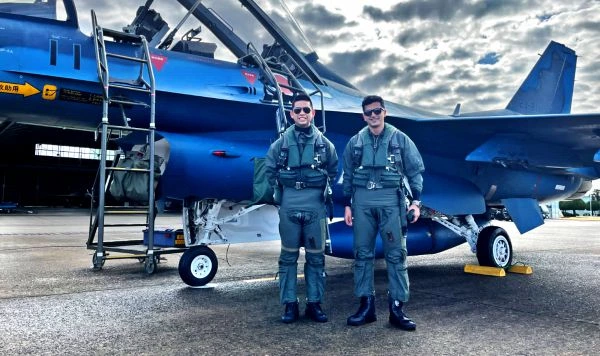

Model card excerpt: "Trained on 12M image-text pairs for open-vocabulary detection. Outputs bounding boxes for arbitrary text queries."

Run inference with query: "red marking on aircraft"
[241,70,257,85]
[273,73,293,96]
[151,54,167,71]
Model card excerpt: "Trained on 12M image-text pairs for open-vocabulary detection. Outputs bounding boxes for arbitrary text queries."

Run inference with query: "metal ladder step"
[106,52,147,63]
[105,205,150,209]
[103,223,150,227]
[106,124,150,133]
[109,83,152,93]
[106,167,151,173]
[109,98,151,108]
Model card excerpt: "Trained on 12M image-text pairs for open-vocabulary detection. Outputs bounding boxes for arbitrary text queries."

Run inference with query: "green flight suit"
[265,124,338,304]
[342,123,424,302]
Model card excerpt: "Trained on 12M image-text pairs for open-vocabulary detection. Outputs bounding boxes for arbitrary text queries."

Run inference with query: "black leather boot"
[305,302,328,322]
[281,301,299,324]
[388,298,416,331]
[347,295,377,326]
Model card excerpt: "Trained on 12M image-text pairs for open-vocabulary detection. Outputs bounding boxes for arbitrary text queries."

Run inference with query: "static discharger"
[464,264,506,277]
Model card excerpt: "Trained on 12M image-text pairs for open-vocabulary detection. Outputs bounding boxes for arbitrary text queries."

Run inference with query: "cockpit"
[0,0,356,91]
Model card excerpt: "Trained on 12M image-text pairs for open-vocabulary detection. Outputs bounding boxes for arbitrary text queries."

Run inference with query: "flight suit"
[342,123,424,302]
[265,124,338,305]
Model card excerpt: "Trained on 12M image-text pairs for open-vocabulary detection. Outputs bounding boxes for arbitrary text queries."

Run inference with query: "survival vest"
[276,126,329,189]
[351,124,404,189]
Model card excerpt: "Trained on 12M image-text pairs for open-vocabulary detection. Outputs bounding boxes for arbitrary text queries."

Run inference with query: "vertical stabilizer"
[506,41,576,114]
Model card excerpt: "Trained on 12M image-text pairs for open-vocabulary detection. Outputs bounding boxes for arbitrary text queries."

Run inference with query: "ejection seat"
[171,40,217,58]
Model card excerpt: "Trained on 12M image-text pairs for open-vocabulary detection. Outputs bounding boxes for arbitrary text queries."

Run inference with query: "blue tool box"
[143,229,185,247]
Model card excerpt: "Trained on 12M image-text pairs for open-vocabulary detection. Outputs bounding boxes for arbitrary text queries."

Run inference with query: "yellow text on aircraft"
[0,82,40,97]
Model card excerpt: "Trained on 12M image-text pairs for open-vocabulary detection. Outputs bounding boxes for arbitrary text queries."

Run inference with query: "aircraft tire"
[476,227,513,268]
[178,246,218,286]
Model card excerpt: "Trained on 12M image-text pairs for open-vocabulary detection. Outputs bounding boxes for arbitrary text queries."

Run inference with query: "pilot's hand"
[407,204,420,223]
[344,206,353,226]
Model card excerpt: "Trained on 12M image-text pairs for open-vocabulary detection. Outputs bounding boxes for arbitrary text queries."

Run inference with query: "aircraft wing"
[393,113,600,169]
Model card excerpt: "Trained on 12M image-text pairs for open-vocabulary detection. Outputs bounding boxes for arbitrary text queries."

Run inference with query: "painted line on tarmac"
[241,274,305,283]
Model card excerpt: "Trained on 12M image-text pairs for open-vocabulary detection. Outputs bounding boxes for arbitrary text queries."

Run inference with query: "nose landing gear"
[178,246,218,286]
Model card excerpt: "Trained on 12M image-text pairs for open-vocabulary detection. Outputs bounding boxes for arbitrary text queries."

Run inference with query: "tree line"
[559,189,600,216]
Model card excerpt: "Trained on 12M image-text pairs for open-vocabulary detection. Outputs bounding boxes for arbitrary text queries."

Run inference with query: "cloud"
[364,0,536,22]
[294,4,356,30]
[71,0,600,114]
[304,29,353,48]
[327,49,381,79]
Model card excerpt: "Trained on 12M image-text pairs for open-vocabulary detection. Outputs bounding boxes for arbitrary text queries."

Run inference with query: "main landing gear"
[476,227,513,268]
[429,209,513,268]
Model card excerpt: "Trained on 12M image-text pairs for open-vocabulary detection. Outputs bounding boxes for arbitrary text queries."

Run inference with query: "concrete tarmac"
[0,210,599,355]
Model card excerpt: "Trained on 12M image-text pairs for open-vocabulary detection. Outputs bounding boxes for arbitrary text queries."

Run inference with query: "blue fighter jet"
[0,0,598,285]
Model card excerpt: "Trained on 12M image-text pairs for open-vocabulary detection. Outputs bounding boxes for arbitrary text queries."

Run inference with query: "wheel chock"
[508,265,533,274]
[464,264,506,277]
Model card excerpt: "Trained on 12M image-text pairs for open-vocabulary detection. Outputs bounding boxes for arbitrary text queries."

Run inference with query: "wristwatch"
[411,200,422,208]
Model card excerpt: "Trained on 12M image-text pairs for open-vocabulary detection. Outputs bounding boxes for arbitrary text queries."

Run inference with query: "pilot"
[265,93,338,324]
[342,95,424,331]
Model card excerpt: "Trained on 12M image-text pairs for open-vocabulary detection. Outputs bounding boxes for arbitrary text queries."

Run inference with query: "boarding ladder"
[242,43,327,136]
[87,10,167,274]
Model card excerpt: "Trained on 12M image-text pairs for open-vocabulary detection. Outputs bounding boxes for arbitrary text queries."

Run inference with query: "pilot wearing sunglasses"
[342,95,425,331]
[265,93,339,324]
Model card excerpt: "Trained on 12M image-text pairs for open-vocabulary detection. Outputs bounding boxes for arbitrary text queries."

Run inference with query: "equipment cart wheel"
[92,252,105,270]
[476,227,513,268]
[178,246,218,286]
[144,254,158,274]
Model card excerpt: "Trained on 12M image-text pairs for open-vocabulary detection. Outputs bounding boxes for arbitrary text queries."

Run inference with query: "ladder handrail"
[244,42,288,135]
[265,52,327,133]
[241,42,328,135]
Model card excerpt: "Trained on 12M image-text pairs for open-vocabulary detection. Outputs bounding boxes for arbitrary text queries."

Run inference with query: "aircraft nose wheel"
[178,246,218,286]
[476,227,513,268]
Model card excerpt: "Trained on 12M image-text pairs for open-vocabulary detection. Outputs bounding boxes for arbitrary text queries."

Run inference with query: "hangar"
[0,123,111,208]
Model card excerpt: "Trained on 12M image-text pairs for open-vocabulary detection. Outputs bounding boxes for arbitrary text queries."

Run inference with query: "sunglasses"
[363,107,385,116]
[292,107,312,114]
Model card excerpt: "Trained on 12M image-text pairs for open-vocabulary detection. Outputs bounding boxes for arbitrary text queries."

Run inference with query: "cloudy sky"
[75,0,600,116]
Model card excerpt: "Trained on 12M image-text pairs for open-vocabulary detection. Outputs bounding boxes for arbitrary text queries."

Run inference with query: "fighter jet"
[0,0,598,285]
